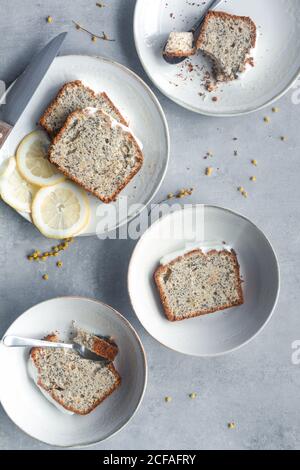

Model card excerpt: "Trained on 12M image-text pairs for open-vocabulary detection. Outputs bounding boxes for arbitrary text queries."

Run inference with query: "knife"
[0,32,67,149]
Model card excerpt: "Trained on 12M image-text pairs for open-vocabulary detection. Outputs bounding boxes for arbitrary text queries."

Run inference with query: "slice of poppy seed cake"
[164,32,196,57]
[154,249,244,322]
[74,326,119,362]
[40,80,128,136]
[196,11,256,81]
[30,334,121,415]
[49,108,143,203]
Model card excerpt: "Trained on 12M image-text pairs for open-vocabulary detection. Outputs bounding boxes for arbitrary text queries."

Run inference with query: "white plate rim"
[133,0,300,117]
[128,204,281,357]
[9,54,170,236]
[0,295,148,448]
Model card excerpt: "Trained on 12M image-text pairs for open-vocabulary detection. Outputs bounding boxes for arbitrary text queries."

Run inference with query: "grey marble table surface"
[0,0,300,451]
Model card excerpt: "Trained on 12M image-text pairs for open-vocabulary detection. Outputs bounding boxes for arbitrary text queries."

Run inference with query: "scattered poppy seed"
[91,36,97,42]
[57,261,63,268]
[165,396,172,403]
[250,176,257,182]
[272,107,279,113]
[46,16,53,23]
[206,167,213,176]
[280,136,287,141]
[189,392,197,399]
[42,274,49,281]
[251,159,258,166]
[238,187,244,193]
[264,116,270,123]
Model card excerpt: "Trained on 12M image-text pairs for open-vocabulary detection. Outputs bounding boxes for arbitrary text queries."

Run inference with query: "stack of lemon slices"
[0,130,90,239]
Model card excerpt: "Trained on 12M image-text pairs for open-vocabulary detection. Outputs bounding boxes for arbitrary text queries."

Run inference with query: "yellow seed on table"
[57,261,63,268]
[238,186,244,193]
[205,167,213,176]
[28,256,34,261]
[167,193,174,199]
[46,16,53,23]
[42,274,49,281]
[264,116,270,123]
[53,252,59,257]
[189,392,197,399]
[251,160,258,166]
[280,136,287,141]
[250,176,257,182]
[41,256,47,261]
[228,422,236,430]
[242,191,248,198]
[272,107,279,113]
[165,396,172,403]
[91,36,97,43]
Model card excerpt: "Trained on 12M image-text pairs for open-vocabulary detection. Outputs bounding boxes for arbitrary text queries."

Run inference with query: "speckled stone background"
[0,0,300,451]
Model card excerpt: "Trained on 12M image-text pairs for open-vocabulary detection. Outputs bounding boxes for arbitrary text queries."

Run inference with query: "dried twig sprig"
[73,21,115,42]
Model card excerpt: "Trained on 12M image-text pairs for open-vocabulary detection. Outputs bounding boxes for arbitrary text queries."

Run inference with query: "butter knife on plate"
[0,32,67,149]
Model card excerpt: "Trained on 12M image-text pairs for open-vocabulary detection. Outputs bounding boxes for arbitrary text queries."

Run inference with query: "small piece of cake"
[154,249,244,322]
[30,334,121,415]
[74,327,118,362]
[164,32,196,57]
[196,11,256,81]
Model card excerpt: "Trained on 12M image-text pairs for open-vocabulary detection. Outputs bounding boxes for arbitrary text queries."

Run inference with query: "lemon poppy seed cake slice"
[73,327,119,362]
[30,334,121,415]
[196,11,256,81]
[154,249,244,322]
[49,108,143,203]
[40,80,128,136]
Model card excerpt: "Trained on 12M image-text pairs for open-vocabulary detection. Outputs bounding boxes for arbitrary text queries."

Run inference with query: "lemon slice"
[32,181,90,239]
[0,157,15,192]
[1,157,38,212]
[16,130,65,187]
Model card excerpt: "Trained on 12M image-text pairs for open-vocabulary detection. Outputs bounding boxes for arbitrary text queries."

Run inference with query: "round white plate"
[0,55,170,236]
[0,297,147,447]
[128,205,280,356]
[134,0,300,116]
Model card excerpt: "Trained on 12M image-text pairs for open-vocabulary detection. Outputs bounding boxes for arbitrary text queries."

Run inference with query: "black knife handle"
[0,121,12,149]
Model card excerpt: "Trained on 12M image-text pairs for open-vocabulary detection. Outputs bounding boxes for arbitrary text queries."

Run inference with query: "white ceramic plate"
[0,297,147,447]
[134,0,300,116]
[0,55,170,236]
[128,205,280,356]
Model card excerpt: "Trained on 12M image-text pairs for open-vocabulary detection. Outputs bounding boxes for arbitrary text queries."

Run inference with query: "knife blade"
[0,32,67,149]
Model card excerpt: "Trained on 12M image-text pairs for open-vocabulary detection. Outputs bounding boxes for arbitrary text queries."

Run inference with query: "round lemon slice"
[16,130,65,187]
[32,181,91,239]
[1,157,38,213]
